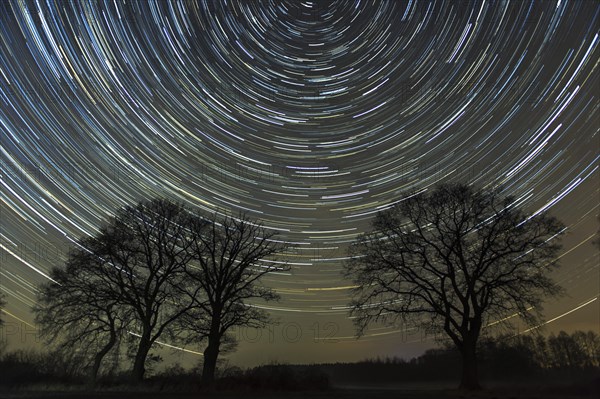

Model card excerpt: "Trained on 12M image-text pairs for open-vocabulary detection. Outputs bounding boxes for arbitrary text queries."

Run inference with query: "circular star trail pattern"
[0,1,598,363]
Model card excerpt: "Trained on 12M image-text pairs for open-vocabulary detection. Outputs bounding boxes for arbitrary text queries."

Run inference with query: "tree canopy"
[34,239,132,382]
[33,198,287,384]
[180,213,287,386]
[344,183,565,390]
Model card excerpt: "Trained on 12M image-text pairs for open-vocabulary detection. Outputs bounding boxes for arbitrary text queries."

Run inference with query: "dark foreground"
[0,385,597,399]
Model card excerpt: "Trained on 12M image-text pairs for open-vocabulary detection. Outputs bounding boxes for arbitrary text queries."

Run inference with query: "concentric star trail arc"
[0,0,598,364]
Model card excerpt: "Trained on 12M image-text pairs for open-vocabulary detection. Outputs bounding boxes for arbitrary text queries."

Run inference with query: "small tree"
[33,238,132,383]
[181,213,288,387]
[571,330,600,368]
[548,331,586,368]
[344,183,564,390]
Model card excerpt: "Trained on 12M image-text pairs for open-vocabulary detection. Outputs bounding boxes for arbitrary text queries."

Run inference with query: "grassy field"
[0,386,597,399]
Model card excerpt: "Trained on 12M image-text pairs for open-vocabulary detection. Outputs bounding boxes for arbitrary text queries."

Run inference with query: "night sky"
[0,0,598,367]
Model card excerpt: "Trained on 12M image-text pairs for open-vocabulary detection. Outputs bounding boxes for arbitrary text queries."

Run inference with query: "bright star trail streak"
[0,0,598,366]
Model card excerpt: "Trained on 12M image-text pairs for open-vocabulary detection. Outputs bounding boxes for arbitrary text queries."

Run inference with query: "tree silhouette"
[548,331,589,369]
[95,199,196,381]
[36,199,198,381]
[572,330,600,368]
[33,238,132,383]
[180,213,288,387]
[344,183,564,390]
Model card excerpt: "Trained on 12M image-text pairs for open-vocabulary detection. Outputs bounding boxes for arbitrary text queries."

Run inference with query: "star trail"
[0,0,598,366]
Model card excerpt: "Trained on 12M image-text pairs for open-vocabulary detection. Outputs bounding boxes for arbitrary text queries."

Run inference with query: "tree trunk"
[201,335,221,388]
[131,334,152,382]
[202,309,222,388]
[91,331,117,384]
[459,339,481,390]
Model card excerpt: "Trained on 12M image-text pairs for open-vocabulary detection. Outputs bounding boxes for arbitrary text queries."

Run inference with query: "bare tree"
[344,183,564,390]
[36,199,197,381]
[181,213,288,387]
[33,237,132,383]
[95,198,196,381]
[571,330,600,368]
[548,331,588,368]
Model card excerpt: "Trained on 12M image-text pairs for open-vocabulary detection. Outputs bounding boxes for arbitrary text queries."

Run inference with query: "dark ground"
[0,385,597,399]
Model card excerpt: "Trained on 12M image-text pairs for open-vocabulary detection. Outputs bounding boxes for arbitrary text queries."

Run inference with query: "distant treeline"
[319,330,600,385]
[0,330,598,390]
